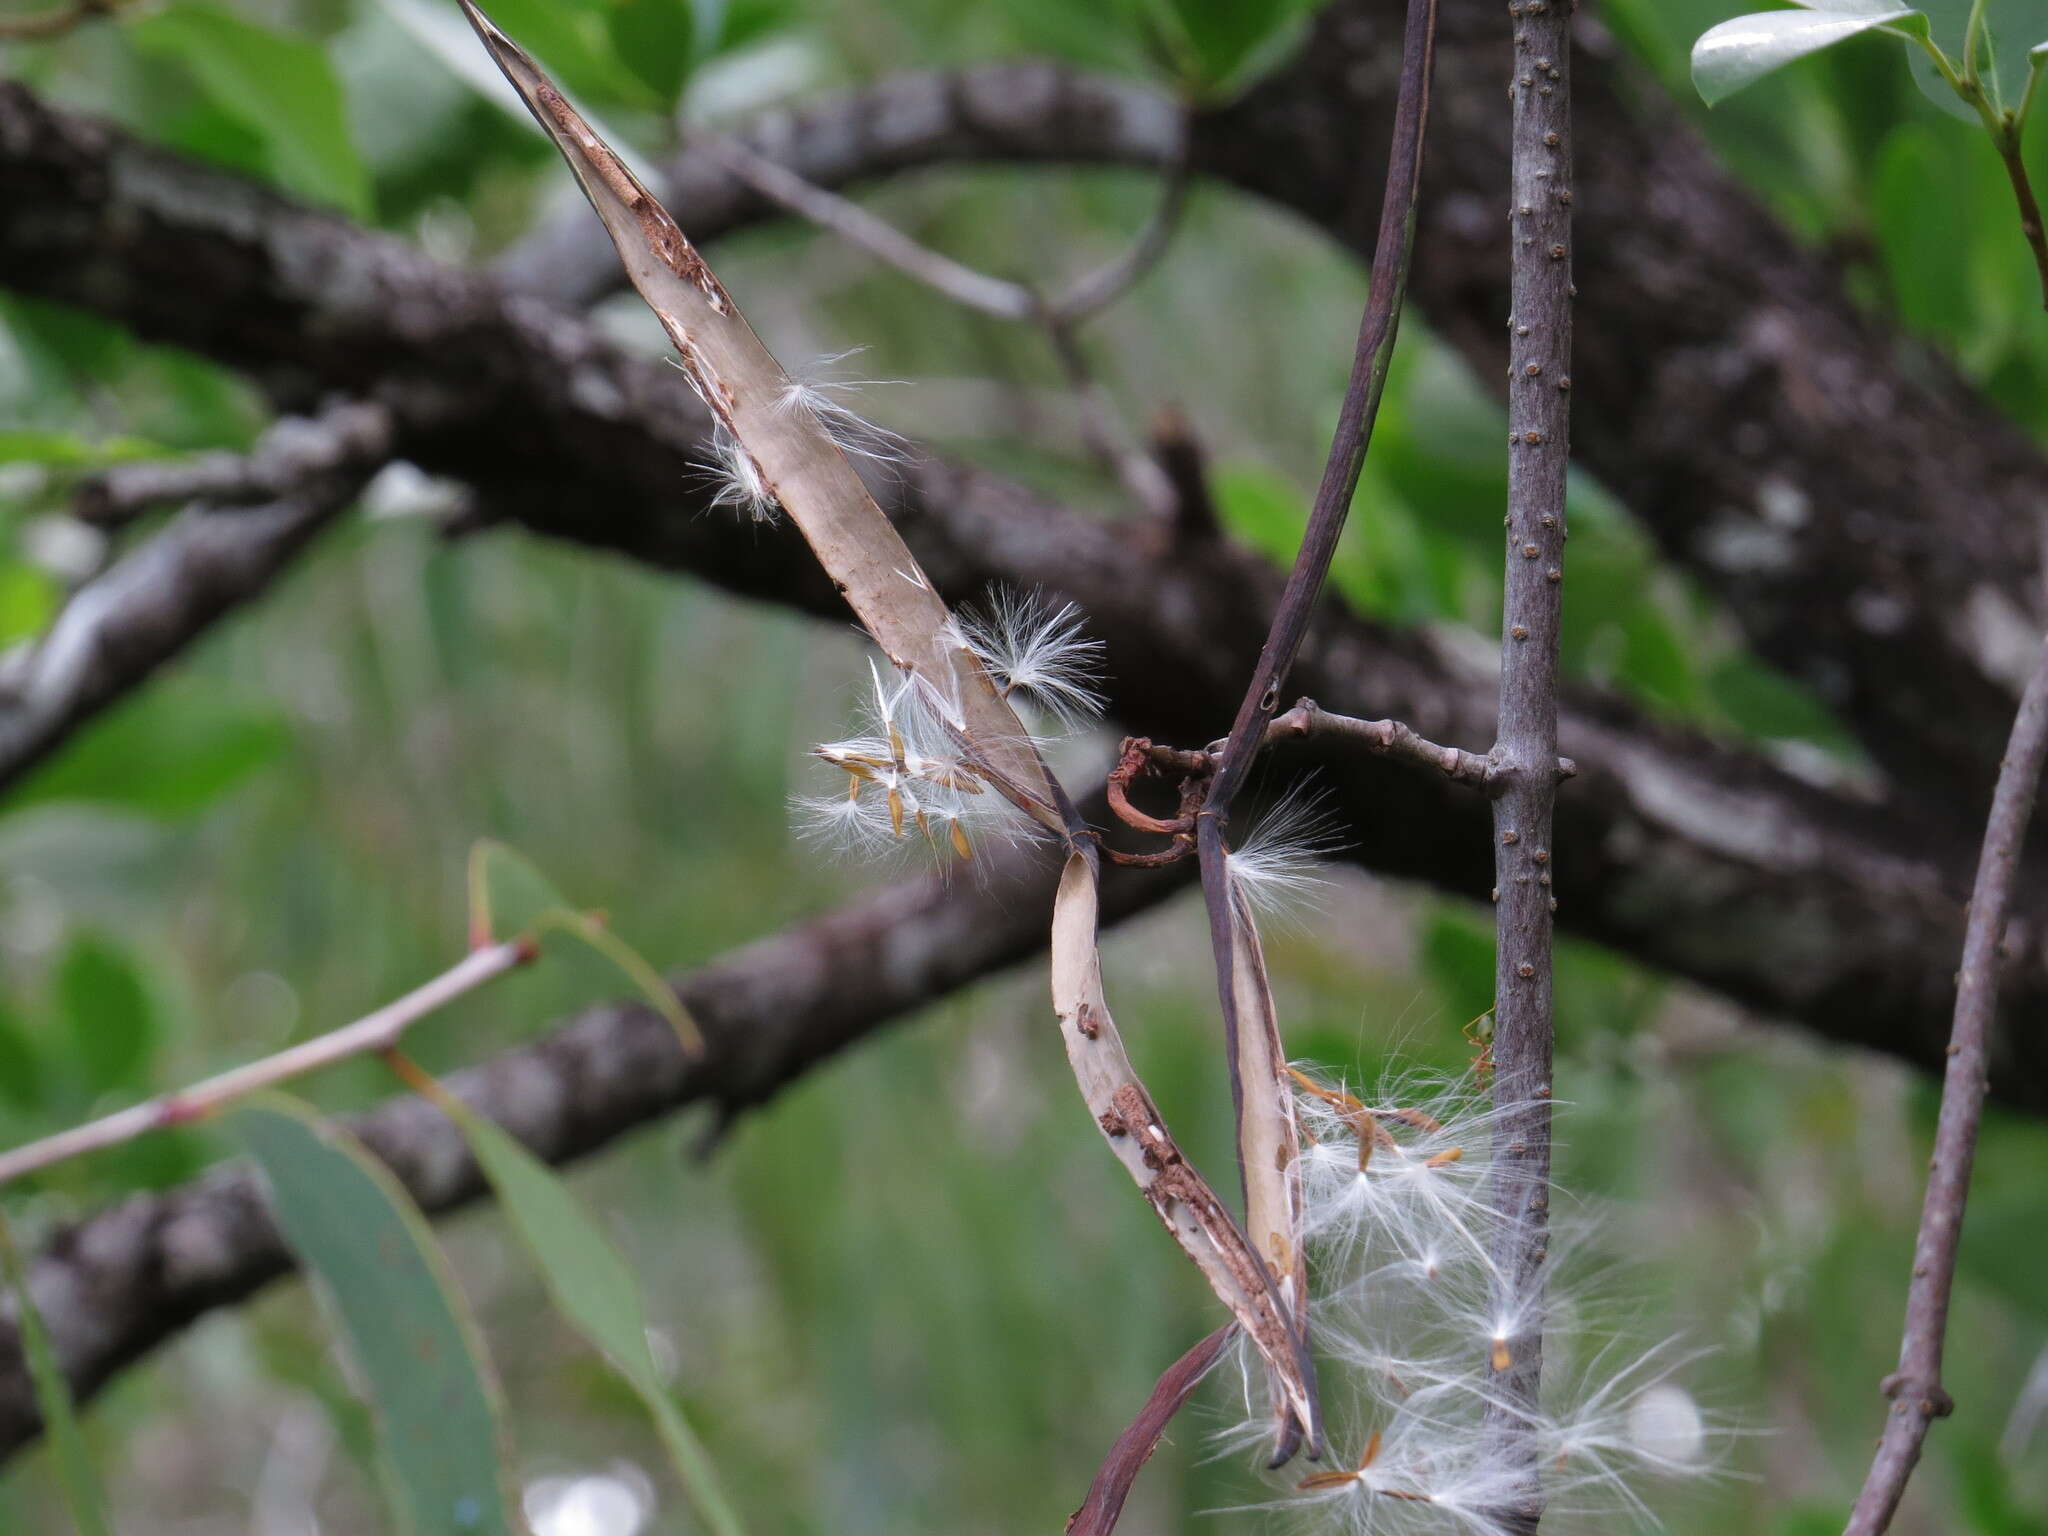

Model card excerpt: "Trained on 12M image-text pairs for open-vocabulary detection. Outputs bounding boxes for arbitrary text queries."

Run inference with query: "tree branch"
[1842,617,2048,1534]
[0,402,388,792]
[0,942,531,1187]
[71,401,392,529]
[1482,2,1571,1524]
[509,4,2048,815]
[0,76,2041,1112]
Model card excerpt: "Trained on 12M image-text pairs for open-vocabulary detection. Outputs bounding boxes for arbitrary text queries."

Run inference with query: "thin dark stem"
[1201,0,1437,822]
[1989,123,2048,313]
[1185,0,1436,1467]
[1068,1325,1236,1536]
[1843,635,2048,1535]
[1480,3,1573,1531]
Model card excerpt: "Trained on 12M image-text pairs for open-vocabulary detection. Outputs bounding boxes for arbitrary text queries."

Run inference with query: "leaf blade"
[0,1212,111,1536]
[403,1078,748,1536]
[1691,8,1922,104]
[128,3,372,217]
[234,1095,519,1536]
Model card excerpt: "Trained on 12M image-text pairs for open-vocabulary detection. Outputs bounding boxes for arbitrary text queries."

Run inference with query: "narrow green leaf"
[401,1072,747,1536]
[128,4,372,217]
[1692,7,1923,104]
[466,838,567,948]
[467,841,701,1052]
[0,432,163,468]
[55,933,157,1097]
[0,1212,111,1536]
[233,1096,518,1536]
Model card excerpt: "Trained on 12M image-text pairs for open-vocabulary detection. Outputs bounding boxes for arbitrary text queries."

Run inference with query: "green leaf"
[55,932,157,1097]
[1692,7,1925,105]
[1873,120,1985,339]
[0,1000,44,1112]
[1419,906,1495,1028]
[467,841,701,1051]
[1140,0,1327,97]
[379,0,660,153]
[128,4,372,218]
[405,1073,747,1536]
[0,1212,111,1536]
[0,564,59,651]
[1706,654,1861,752]
[607,0,694,104]
[233,1096,518,1536]
[10,683,292,821]
[0,432,164,469]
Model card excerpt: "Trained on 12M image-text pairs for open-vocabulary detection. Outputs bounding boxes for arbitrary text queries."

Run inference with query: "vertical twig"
[1199,0,1437,819]
[1481,4,1573,1530]
[1843,634,2048,1535]
[1187,0,1436,1464]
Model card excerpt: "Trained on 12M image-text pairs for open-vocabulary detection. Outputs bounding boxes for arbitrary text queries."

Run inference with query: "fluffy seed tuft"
[1226,785,1347,922]
[1214,1064,1724,1533]
[795,658,1037,865]
[775,351,911,467]
[951,586,1106,732]
[699,424,779,522]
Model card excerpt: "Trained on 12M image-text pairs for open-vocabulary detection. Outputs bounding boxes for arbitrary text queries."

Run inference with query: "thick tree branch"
[509,4,2048,817]
[71,401,391,529]
[0,402,388,790]
[1199,0,2048,815]
[0,76,2042,1111]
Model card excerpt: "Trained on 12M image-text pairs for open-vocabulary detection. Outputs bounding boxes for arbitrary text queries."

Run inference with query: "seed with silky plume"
[1215,1062,1724,1533]
[795,658,1030,864]
[951,586,1106,732]
[1225,784,1348,923]
[699,424,779,522]
[775,353,910,467]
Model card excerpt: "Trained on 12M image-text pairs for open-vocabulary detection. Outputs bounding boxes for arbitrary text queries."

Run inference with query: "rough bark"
[510,3,2048,819]
[1482,4,1572,1523]
[0,74,2039,1103]
[1197,0,2048,815]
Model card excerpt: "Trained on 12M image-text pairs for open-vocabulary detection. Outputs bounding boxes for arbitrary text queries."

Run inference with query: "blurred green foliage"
[0,0,2043,1530]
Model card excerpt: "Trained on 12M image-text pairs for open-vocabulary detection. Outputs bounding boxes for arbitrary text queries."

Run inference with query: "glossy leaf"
[128,4,373,218]
[379,0,660,179]
[404,1072,747,1536]
[234,1096,518,1536]
[1692,7,1924,105]
[55,932,157,1097]
[0,1212,111,1536]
